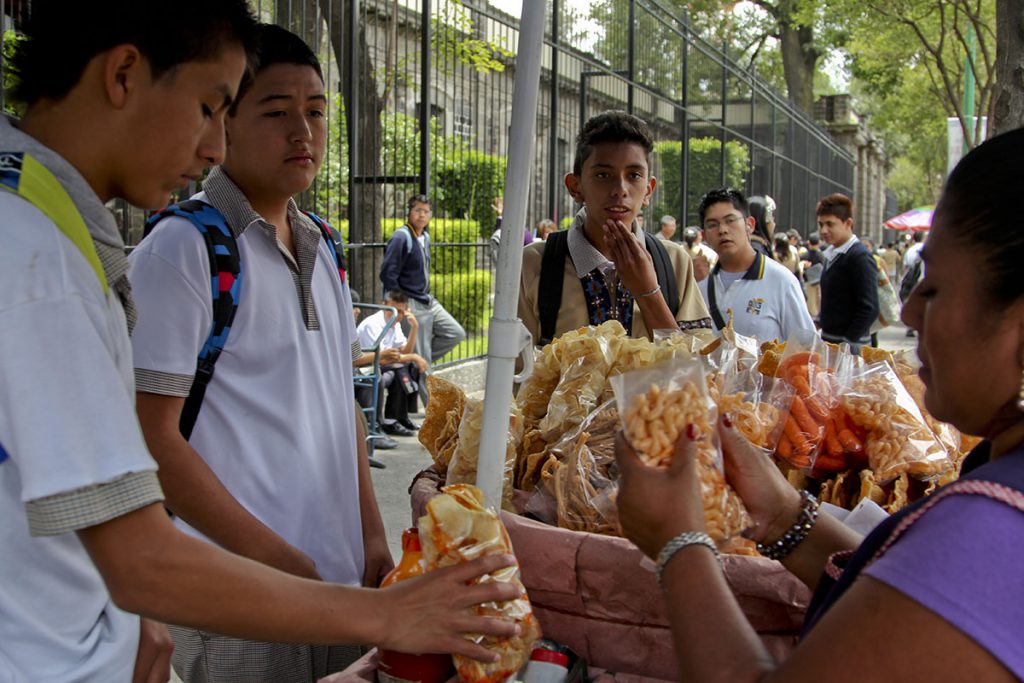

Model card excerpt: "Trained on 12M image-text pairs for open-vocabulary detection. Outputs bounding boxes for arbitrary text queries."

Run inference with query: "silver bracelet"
[756,490,820,561]
[635,284,661,299]
[655,531,720,585]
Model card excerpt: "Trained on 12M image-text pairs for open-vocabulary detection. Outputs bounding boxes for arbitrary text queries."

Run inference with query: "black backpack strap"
[643,233,680,317]
[705,271,728,331]
[537,230,569,346]
[145,200,242,440]
[304,210,348,282]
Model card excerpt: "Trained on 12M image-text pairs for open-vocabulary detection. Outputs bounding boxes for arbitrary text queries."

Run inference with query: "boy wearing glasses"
[697,188,814,343]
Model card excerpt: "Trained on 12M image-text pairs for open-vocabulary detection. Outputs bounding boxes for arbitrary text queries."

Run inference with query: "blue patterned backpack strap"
[304,211,347,284]
[144,200,242,439]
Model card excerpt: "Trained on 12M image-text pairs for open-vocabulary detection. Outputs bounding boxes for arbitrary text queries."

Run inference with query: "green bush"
[653,137,750,225]
[434,150,507,237]
[382,218,481,274]
[433,268,493,334]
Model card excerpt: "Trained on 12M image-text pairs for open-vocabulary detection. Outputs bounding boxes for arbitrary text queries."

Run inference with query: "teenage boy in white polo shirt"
[128,25,505,682]
[697,188,814,343]
[1,6,519,683]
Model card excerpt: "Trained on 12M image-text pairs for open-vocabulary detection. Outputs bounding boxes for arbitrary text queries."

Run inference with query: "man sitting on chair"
[356,290,428,437]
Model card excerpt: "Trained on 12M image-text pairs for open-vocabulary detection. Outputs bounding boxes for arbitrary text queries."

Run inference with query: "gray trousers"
[409,297,466,402]
[168,625,360,683]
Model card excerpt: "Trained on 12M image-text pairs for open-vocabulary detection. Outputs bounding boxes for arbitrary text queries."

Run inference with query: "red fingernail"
[722,413,733,428]
[686,423,698,440]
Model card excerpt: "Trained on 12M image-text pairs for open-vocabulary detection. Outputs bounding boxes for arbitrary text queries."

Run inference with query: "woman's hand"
[717,413,802,544]
[614,427,705,559]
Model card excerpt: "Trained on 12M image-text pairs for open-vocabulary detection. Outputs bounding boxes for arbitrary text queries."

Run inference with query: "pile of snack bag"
[419,321,980,556]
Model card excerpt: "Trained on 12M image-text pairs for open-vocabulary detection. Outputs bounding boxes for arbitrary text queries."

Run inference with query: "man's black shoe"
[372,435,399,450]
[398,418,420,431]
[905,329,916,337]
[382,421,414,437]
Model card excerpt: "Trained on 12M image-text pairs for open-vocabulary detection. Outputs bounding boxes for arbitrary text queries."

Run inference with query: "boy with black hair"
[817,193,880,351]
[130,24,390,681]
[356,289,428,436]
[0,7,519,682]
[380,194,467,398]
[696,188,813,343]
[518,111,711,344]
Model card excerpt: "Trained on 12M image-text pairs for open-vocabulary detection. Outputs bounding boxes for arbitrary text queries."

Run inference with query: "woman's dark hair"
[573,111,654,176]
[939,128,1024,308]
[748,196,773,246]
[7,0,258,106]
[229,24,324,115]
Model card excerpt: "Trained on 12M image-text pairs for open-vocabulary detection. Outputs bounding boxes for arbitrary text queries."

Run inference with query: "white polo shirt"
[129,168,364,585]
[1,131,162,679]
[698,251,815,343]
[357,309,406,351]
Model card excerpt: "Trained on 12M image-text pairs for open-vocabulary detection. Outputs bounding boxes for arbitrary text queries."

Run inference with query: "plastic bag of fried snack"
[716,349,791,453]
[538,332,616,442]
[840,361,952,482]
[418,376,467,473]
[419,484,542,683]
[446,399,523,511]
[610,358,751,544]
[527,400,622,535]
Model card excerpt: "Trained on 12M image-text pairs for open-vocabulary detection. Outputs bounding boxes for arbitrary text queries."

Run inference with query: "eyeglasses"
[703,214,744,232]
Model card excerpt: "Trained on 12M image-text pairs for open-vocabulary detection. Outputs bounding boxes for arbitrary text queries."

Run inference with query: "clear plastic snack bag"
[419,484,542,683]
[840,361,952,483]
[610,358,751,544]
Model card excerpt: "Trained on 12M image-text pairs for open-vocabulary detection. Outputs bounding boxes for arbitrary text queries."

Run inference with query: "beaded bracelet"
[655,531,720,585]
[756,490,820,561]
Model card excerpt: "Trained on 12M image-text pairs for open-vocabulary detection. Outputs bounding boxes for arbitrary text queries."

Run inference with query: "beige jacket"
[518,214,712,344]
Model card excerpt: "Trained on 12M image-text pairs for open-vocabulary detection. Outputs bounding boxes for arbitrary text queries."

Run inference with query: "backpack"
[144,200,347,439]
[899,259,922,303]
[537,230,680,346]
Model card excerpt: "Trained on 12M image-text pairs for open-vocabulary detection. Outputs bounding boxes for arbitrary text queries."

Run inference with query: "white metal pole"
[475,0,546,510]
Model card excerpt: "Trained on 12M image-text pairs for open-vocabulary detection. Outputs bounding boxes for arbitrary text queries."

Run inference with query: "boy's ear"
[564,173,583,203]
[102,45,145,109]
[642,176,657,206]
[746,216,756,235]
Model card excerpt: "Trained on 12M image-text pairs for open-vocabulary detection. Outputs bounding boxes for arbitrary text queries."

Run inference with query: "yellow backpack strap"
[0,151,109,295]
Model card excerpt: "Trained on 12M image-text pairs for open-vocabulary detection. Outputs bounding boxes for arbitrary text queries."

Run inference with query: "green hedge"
[433,268,493,334]
[434,151,507,237]
[382,218,481,274]
[653,137,750,225]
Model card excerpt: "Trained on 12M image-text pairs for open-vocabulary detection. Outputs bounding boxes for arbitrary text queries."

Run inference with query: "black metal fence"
[1,0,854,365]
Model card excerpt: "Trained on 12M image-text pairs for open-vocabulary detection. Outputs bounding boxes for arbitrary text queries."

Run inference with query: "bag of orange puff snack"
[419,484,541,683]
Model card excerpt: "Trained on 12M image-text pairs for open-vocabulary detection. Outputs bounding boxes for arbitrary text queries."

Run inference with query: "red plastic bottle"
[377,529,455,683]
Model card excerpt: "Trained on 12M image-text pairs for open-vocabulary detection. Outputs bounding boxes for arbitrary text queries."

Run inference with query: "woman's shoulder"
[864,490,1024,675]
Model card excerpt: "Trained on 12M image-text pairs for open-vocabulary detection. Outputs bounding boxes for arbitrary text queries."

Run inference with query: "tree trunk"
[319,0,387,303]
[777,18,818,115]
[992,0,1024,136]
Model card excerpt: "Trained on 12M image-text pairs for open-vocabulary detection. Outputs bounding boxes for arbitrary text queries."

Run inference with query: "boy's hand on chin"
[603,219,658,295]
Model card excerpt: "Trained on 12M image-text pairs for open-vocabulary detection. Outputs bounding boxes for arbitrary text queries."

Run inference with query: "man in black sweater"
[816,193,879,352]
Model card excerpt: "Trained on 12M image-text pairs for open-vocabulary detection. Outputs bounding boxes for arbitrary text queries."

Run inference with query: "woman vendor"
[613,128,1024,681]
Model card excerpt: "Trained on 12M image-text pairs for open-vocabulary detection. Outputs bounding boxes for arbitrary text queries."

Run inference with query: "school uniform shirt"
[518,207,712,344]
[129,167,364,586]
[0,117,163,681]
[698,251,815,344]
[357,309,406,351]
